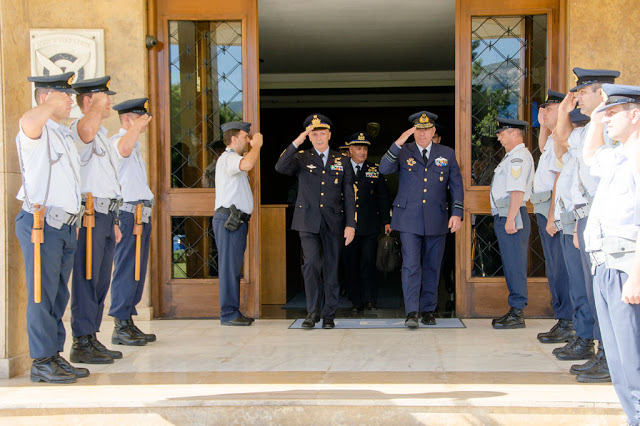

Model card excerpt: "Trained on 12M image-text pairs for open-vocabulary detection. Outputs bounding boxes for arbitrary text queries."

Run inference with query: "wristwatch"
[114,218,121,227]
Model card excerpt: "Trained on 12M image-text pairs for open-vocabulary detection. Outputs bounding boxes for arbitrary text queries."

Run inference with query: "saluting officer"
[379,111,463,328]
[69,76,123,365]
[109,98,155,346]
[275,114,356,329]
[213,121,262,326]
[582,84,640,425]
[490,118,534,329]
[15,72,89,383]
[341,132,391,311]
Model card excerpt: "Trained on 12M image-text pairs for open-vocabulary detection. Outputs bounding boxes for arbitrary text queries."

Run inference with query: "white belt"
[120,202,152,223]
[573,205,591,220]
[82,196,122,215]
[22,205,85,229]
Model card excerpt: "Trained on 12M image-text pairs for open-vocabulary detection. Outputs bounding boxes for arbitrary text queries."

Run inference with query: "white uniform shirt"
[571,123,616,205]
[16,119,82,214]
[533,135,562,193]
[554,149,576,221]
[71,118,121,199]
[214,148,254,214]
[111,128,154,203]
[490,143,535,210]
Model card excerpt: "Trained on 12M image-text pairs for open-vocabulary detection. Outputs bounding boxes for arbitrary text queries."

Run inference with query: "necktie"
[320,153,325,167]
[355,165,361,179]
[423,149,428,164]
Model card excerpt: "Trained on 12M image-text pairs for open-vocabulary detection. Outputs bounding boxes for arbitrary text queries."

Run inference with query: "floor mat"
[289,318,465,329]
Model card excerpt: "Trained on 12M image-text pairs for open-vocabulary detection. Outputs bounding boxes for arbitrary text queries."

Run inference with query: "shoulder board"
[375,163,379,166]
[299,150,304,153]
[511,158,523,163]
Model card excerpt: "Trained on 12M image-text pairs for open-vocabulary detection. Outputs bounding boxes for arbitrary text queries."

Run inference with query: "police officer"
[532,90,573,343]
[213,121,262,325]
[109,98,155,346]
[490,118,534,329]
[69,76,123,364]
[275,114,356,329]
[341,132,391,311]
[15,72,89,383]
[582,84,640,425]
[379,111,463,328]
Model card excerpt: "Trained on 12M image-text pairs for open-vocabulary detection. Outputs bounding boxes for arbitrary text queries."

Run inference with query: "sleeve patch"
[511,165,522,179]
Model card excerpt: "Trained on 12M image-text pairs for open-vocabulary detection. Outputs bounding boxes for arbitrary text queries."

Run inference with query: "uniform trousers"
[536,214,571,320]
[299,217,341,320]
[577,215,602,341]
[15,210,77,359]
[493,207,530,310]
[593,265,640,425]
[212,212,248,322]
[342,233,377,307]
[398,232,446,315]
[71,210,116,337]
[109,210,151,320]
[560,233,594,339]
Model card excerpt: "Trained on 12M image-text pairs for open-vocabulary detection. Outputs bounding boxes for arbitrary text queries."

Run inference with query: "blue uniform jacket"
[379,141,463,236]
[353,160,390,236]
[275,144,357,234]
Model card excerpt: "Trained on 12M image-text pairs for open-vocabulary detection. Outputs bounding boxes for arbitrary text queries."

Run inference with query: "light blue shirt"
[534,135,562,193]
[111,128,154,203]
[315,148,329,167]
[554,149,576,220]
[490,143,534,211]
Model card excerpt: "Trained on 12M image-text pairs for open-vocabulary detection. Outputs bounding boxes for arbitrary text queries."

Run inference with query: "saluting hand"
[292,129,311,148]
[591,101,607,124]
[558,92,577,115]
[90,92,110,109]
[250,132,263,149]
[133,113,152,131]
[344,226,355,246]
[448,216,461,233]
[622,273,640,304]
[44,91,72,117]
[394,127,415,147]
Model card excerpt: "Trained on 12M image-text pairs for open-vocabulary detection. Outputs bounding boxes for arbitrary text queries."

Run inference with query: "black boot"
[55,354,90,378]
[70,335,114,364]
[570,346,604,375]
[405,312,419,329]
[112,318,147,346]
[90,334,123,359]
[553,335,578,355]
[30,356,76,384]
[537,319,574,343]
[130,319,157,342]
[491,310,510,326]
[492,307,525,329]
[576,352,611,383]
[301,312,321,329]
[556,337,594,360]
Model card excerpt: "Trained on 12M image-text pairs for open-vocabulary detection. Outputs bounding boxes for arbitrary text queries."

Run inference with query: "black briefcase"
[376,233,402,272]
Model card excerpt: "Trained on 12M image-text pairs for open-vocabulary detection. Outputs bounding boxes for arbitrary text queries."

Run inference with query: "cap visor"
[105,90,117,95]
[596,100,629,113]
[569,82,592,92]
[58,88,79,95]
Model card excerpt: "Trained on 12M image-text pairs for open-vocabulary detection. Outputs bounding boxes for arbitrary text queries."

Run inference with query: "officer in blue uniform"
[379,111,463,328]
[275,114,356,329]
[15,72,90,383]
[213,121,262,325]
[490,118,534,329]
[582,84,640,426]
[69,76,123,364]
[341,132,391,311]
[109,98,155,346]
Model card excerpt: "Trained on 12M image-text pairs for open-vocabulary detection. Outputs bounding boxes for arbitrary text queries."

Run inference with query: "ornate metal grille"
[171,216,218,279]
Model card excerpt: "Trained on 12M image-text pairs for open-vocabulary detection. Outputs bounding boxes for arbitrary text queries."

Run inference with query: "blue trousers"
[212,212,248,322]
[15,210,77,359]
[561,234,594,339]
[536,214,571,320]
[577,216,601,341]
[342,233,378,306]
[593,265,640,425]
[71,211,116,337]
[109,210,151,320]
[399,232,446,315]
[493,207,530,310]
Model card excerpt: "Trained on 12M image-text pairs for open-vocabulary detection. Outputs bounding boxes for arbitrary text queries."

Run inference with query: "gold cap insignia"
[358,133,366,141]
[67,74,75,85]
[312,115,321,127]
[573,73,579,83]
[419,113,430,124]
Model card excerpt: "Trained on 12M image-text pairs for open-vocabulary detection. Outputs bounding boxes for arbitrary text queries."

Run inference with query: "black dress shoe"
[70,335,114,364]
[130,319,157,342]
[492,307,525,329]
[576,354,611,383]
[365,302,377,311]
[112,318,147,346]
[421,312,436,325]
[55,354,90,378]
[30,356,76,384]
[553,335,577,355]
[90,334,123,359]
[301,313,321,328]
[221,316,253,326]
[405,312,419,329]
[537,319,575,343]
[556,337,594,360]
[322,319,336,329]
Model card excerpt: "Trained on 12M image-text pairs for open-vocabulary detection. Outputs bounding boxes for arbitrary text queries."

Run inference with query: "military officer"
[379,111,463,328]
[15,72,90,383]
[341,132,391,311]
[490,117,534,329]
[109,98,155,346]
[339,142,350,158]
[69,76,123,364]
[275,114,356,329]
[213,121,262,325]
[582,84,640,425]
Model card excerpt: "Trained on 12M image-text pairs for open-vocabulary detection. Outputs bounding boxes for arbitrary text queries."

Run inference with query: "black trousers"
[342,233,377,306]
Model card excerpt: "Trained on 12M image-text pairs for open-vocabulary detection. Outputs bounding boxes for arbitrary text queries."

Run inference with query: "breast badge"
[407,158,416,166]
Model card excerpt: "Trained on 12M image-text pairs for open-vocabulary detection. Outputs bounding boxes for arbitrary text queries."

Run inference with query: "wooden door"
[455,0,566,317]
[148,0,260,318]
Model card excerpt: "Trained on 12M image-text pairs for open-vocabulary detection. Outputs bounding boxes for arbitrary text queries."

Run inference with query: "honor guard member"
[275,114,356,329]
[69,76,123,364]
[379,111,463,328]
[582,84,640,425]
[109,98,155,346]
[15,72,90,383]
[341,132,391,311]
[531,90,573,343]
[213,121,262,325]
[490,118,534,329]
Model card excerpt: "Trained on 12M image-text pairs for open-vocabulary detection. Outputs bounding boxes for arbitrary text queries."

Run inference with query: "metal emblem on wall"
[30,29,105,116]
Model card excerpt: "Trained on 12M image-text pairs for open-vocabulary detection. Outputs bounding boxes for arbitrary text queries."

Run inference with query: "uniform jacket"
[352,160,390,236]
[379,141,463,236]
[275,144,356,234]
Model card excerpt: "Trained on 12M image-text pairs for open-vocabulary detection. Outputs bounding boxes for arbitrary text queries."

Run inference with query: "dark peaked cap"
[28,71,77,94]
[221,121,251,133]
[72,75,116,95]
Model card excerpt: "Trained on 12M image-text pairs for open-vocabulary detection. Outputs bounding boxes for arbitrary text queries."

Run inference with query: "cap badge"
[357,133,366,141]
[419,113,430,124]
[67,74,75,85]
[311,115,321,127]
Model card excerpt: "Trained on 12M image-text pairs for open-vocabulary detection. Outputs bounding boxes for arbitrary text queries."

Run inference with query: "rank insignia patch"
[407,158,416,166]
[511,165,522,179]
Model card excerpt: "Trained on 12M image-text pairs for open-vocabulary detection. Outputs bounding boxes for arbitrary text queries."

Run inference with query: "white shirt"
[71,118,121,199]
[490,143,534,210]
[533,135,562,193]
[16,119,82,214]
[214,148,254,214]
[571,123,616,205]
[554,149,576,220]
[111,128,154,203]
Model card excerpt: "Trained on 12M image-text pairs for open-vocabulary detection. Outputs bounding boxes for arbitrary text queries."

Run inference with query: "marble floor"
[0,319,627,425]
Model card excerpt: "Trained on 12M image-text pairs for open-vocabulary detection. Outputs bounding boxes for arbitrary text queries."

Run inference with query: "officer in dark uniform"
[341,132,391,311]
[275,114,356,329]
[379,111,463,328]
